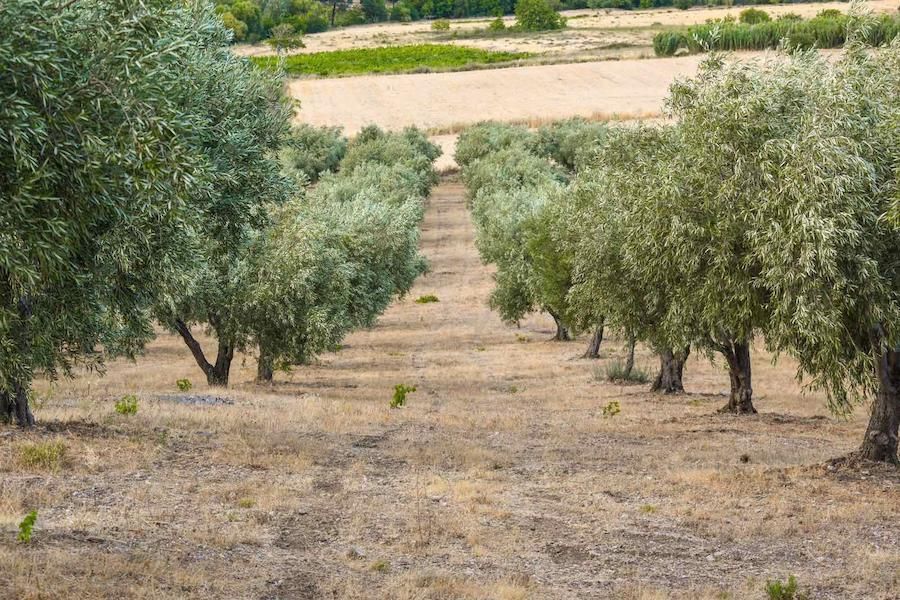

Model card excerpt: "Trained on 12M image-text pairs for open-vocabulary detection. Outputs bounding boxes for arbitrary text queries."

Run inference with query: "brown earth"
[2,180,898,599]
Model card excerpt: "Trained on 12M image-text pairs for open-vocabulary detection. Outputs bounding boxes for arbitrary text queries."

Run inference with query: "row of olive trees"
[177,125,439,385]
[459,41,900,463]
[0,0,439,425]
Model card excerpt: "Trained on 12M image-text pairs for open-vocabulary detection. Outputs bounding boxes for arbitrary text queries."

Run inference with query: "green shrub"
[598,360,650,384]
[415,294,440,303]
[653,30,687,56]
[19,440,66,471]
[280,124,348,183]
[674,0,691,10]
[432,18,450,30]
[114,394,139,415]
[176,378,193,392]
[391,384,416,408]
[739,7,770,24]
[533,118,609,172]
[17,510,37,543]
[515,0,566,31]
[254,44,531,77]
[765,576,809,600]
[362,0,388,22]
[601,400,621,417]
[488,17,507,31]
[454,121,535,169]
[335,7,367,26]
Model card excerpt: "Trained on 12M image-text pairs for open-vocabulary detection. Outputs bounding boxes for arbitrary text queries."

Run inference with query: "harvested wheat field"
[289,56,701,134]
[2,180,898,599]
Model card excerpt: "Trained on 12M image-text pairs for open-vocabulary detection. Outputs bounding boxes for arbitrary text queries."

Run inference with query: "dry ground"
[2,181,899,599]
[234,0,898,60]
[289,54,700,133]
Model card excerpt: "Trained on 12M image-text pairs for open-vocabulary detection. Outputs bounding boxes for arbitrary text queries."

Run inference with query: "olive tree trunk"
[548,310,571,341]
[4,297,37,426]
[859,344,900,463]
[174,318,234,387]
[256,347,274,384]
[652,346,689,394]
[583,322,604,359]
[623,334,636,379]
[718,339,756,414]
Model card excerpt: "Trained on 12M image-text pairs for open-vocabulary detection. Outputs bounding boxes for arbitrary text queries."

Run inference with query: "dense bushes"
[654,10,900,56]
[515,0,566,31]
[280,124,348,183]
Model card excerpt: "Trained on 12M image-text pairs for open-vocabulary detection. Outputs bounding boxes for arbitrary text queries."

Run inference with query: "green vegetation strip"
[252,44,532,77]
[654,12,900,56]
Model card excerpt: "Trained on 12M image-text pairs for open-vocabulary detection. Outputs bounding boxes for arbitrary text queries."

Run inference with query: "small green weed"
[599,360,649,384]
[237,497,256,509]
[415,294,440,304]
[19,440,66,471]
[370,559,390,573]
[17,510,37,543]
[765,576,809,600]
[114,394,138,415]
[176,378,193,392]
[431,19,450,31]
[601,401,620,418]
[516,334,530,343]
[640,504,657,514]
[391,384,416,408]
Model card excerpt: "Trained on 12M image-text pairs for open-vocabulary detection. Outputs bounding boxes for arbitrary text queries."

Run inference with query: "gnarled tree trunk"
[859,342,900,463]
[0,389,12,424]
[7,297,36,426]
[718,339,756,414]
[623,334,636,379]
[548,310,571,341]
[174,319,234,387]
[583,322,604,359]
[652,346,689,394]
[256,347,274,384]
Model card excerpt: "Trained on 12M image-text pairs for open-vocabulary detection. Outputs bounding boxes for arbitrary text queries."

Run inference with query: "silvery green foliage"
[279,124,348,184]
[246,128,436,369]
[340,125,441,195]
[154,4,295,374]
[532,118,609,173]
[0,0,243,402]
[454,121,536,170]
[462,145,572,325]
[570,39,899,414]
[462,146,567,204]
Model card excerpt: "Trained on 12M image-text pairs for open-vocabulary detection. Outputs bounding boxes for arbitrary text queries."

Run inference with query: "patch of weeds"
[765,576,809,600]
[415,294,440,304]
[475,345,486,352]
[391,384,416,408]
[688,398,702,407]
[601,401,620,418]
[598,359,649,384]
[237,497,256,509]
[17,510,37,542]
[19,440,66,471]
[516,334,530,343]
[640,504,657,514]
[114,394,138,415]
[431,19,450,31]
[370,559,390,573]
[508,385,519,394]
[176,378,193,392]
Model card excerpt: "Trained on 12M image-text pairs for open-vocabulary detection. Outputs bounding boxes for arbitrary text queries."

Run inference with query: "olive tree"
[566,126,691,389]
[156,22,294,387]
[248,128,438,382]
[0,0,221,425]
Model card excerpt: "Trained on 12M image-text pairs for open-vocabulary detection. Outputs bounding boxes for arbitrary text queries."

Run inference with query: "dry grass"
[1,180,898,599]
